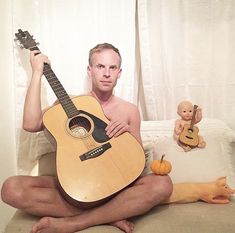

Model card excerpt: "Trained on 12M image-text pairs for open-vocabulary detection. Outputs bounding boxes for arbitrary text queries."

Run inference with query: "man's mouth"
[100,81,112,85]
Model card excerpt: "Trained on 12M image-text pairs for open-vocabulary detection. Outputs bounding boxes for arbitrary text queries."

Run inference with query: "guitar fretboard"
[190,105,198,130]
[30,47,79,118]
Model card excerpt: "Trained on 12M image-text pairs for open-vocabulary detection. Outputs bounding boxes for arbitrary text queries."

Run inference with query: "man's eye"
[110,66,117,70]
[97,65,104,69]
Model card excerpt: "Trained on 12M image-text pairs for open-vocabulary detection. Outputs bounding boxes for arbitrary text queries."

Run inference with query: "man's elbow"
[22,122,42,132]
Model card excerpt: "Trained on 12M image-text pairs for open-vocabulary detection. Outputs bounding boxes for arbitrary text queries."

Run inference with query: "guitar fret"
[46,75,56,80]
[57,92,67,97]
[57,95,69,101]
[51,86,65,93]
[44,70,54,76]
[64,103,76,109]
[65,106,77,112]
[62,107,79,118]
[61,99,71,104]
[65,109,78,115]
[64,103,78,110]
[66,110,80,118]
[51,83,63,89]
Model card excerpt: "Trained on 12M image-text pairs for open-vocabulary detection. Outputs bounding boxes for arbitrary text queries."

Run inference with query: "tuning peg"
[14,39,20,46]
[14,40,23,49]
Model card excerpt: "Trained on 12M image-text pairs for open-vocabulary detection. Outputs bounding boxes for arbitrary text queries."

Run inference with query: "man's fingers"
[106,122,129,138]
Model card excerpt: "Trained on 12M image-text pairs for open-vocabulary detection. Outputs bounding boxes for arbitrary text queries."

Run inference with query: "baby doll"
[174,100,206,151]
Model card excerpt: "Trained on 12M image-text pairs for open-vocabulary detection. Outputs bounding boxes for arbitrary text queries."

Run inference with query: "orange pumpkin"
[150,154,172,175]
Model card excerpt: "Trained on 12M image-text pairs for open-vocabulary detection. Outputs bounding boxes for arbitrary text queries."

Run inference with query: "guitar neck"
[30,46,79,119]
[190,105,198,129]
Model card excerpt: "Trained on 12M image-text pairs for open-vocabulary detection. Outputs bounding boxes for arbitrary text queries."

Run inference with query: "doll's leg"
[177,140,191,152]
[182,145,192,152]
[198,135,206,148]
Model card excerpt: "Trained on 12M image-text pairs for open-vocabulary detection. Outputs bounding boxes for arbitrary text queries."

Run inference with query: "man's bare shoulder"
[113,97,140,117]
[114,96,138,109]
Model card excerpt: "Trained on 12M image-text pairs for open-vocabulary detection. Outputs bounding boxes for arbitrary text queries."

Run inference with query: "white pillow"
[141,119,235,187]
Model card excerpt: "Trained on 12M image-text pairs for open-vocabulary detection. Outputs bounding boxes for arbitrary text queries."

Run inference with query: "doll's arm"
[195,107,202,124]
[174,119,183,135]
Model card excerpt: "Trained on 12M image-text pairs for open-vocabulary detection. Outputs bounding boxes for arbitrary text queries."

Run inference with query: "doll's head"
[177,101,194,121]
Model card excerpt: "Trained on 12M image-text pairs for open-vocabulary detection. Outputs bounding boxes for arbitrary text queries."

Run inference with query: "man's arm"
[22,50,50,132]
[127,106,142,145]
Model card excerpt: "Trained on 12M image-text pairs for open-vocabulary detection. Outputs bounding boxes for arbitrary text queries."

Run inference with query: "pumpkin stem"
[160,154,165,163]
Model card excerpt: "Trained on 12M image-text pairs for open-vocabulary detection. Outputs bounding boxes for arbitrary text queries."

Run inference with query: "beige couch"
[5,119,235,233]
[5,201,235,233]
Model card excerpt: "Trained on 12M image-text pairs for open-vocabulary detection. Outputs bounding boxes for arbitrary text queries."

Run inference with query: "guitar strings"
[70,115,96,150]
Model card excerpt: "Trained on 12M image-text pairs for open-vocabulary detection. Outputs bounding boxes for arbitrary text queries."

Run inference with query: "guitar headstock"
[15,29,39,50]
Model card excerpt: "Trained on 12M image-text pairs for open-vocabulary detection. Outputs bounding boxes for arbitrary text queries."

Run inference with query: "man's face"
[87,49,122,93]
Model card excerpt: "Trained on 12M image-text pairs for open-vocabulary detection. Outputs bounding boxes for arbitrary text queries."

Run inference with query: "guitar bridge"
[79,142,112,161]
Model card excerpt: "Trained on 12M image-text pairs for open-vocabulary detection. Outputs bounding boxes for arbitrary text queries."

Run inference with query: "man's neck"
[90,91,114,106]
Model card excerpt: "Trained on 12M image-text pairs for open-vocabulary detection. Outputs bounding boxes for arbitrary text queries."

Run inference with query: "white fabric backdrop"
[3,0,234,173]
[137,0,235,131]
[12,0,136,173]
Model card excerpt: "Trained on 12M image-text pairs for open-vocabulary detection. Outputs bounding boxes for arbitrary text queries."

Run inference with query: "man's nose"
[103,68,111,77]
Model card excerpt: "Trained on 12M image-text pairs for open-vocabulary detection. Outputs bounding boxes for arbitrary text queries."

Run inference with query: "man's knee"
[1,176,25,207]
[147,175,173,203]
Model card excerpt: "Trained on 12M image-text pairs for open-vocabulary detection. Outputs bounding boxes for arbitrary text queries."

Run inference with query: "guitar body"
[43,95,145,205]
[179,124,199,147]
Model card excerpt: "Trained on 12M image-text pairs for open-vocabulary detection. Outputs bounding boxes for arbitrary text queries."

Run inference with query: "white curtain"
[12,0,136,174]
[137,0,235,132]
[6,0,235,174]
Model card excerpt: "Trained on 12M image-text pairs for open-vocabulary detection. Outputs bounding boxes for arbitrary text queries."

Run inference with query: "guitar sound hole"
[188,129,193,134]
[68,116,91,138]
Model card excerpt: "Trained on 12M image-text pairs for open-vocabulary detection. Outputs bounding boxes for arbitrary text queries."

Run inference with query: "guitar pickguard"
[80,110,110,143]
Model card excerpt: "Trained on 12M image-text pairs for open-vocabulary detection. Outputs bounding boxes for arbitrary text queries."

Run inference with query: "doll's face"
[177,101,194,120]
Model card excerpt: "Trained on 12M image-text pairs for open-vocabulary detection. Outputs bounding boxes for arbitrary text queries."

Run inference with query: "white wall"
[0,1,17,232]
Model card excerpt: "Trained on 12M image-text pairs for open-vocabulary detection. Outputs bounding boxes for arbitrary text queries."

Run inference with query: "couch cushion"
[141,119,235,188]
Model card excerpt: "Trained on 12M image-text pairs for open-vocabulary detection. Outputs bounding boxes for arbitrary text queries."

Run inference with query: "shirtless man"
[1,43,173,233]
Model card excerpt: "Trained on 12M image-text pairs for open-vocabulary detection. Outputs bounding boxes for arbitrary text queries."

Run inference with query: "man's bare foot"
[110,219,134,233]
[30,217,79,233]
[30,216,134,233]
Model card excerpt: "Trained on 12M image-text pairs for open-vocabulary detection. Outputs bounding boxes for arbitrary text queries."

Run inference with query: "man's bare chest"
[103,105,129,122]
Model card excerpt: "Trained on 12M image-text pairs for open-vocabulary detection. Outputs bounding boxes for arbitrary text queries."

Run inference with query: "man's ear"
[87,66,91,76]
[117,68,122,79]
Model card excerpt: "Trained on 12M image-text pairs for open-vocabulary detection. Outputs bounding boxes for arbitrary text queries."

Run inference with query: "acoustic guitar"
[179,105,199,147]
[15,29,145,207]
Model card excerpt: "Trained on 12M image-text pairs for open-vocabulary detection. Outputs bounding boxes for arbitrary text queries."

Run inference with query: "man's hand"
[105,119,130,138]
[30,50,50,77]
